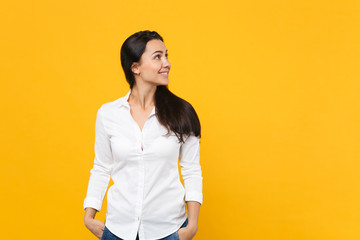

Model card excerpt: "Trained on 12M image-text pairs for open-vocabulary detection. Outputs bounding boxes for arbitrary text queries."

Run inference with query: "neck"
[128,84,156,110]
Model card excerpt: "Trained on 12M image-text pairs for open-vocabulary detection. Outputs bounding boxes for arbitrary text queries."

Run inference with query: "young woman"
[83,30,203,240]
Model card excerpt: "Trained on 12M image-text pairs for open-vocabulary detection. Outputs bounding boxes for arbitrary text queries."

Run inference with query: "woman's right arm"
[84,207,105,239]
[83,106,114,239]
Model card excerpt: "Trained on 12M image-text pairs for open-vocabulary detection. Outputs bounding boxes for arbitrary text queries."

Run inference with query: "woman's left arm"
[186,201,201,233]
[178,201,201,239]
[178,134,203,239]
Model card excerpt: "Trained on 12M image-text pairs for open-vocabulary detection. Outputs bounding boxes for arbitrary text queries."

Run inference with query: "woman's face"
[132,39,171,86]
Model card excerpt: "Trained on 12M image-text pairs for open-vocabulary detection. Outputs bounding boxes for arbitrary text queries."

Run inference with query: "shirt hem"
[105,215,188,240]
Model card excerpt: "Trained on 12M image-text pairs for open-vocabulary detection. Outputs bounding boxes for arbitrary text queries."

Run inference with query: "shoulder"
[97,94,127,117]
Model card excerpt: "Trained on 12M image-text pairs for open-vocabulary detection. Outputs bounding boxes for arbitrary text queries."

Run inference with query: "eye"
[155,55,161,60]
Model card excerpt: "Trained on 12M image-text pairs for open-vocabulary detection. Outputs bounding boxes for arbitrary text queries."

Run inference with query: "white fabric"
[83,89,203,240]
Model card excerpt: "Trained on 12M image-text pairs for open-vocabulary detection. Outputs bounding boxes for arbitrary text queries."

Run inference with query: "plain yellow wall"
[1,0,359,239]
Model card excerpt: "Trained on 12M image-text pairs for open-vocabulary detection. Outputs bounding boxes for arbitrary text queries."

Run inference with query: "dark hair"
[120,30,201,143]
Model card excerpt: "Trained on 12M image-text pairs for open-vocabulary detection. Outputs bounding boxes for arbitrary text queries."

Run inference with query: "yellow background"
[1,0,359,239]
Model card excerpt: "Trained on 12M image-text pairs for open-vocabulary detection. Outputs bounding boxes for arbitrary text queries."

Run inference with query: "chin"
[159,79,169,86]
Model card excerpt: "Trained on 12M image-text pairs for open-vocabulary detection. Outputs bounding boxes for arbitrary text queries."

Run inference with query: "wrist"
[187,223,198,234]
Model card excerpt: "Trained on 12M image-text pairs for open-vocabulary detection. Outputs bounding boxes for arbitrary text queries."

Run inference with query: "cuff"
[185,191,203,205]
[83,197,102,211]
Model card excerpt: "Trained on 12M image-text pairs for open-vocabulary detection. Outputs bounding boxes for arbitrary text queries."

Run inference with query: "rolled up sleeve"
[179,134,203,205]
[83,106,114,211]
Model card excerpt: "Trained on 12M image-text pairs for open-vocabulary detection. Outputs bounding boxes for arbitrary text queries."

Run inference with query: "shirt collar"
[119,88,156,116]
[119,89,132,108]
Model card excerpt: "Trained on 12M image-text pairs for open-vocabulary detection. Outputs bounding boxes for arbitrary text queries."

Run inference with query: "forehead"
[144,39,167,54]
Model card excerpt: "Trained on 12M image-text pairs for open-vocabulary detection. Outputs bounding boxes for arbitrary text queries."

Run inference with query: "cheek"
[141,66,160,80]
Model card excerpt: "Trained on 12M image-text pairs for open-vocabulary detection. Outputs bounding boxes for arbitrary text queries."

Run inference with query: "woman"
[83,30,203,240]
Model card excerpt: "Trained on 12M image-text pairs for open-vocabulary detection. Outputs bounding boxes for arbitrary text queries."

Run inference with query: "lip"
[159,71,169,76]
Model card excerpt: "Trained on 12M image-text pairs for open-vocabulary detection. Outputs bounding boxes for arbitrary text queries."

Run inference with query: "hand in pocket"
[85,218,105,239]
[177,226,197,240]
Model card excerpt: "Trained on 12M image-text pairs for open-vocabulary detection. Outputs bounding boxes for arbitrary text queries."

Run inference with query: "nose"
[162,57,171,69]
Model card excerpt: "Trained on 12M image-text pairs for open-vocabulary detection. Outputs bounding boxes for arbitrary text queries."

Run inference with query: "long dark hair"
[120,30,201,144]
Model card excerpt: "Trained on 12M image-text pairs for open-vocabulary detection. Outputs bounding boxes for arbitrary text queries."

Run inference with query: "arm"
[186,201,201,233]
[84,207,105,239]
[83,106,114,238]
[178,134,203,239]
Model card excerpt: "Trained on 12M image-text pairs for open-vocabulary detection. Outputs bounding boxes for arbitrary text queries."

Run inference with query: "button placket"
[136,120,147,235]
[125,104,155,239]
[141,130,144,151]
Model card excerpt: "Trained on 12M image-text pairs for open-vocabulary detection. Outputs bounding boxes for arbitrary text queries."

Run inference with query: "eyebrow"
[152,50,168,55]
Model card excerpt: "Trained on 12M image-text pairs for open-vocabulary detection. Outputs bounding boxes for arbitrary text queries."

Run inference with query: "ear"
[131,62,140,75]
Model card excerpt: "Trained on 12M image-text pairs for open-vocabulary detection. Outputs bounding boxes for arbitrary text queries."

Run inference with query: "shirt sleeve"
[83,106,114,211]
[179,134,203,205]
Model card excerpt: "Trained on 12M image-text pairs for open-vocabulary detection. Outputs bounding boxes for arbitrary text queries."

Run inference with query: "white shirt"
[83,89,203,240]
